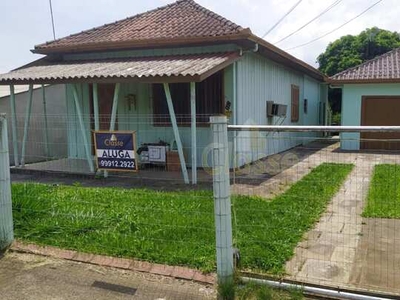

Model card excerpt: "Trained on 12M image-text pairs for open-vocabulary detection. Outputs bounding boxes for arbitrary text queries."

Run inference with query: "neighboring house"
[0,0,327,182]
[330,47,400,151]
[0,85,67,165]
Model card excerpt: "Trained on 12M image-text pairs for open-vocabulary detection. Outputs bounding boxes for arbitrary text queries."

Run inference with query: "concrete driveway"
[0,252,215,300]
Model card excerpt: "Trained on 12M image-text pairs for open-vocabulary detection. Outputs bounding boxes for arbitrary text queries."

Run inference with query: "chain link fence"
[227,122,400,298]
[3,112,400,298]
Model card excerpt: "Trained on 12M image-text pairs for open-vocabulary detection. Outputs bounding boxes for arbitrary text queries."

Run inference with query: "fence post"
[0,114,14,251]
[210,116,234,291]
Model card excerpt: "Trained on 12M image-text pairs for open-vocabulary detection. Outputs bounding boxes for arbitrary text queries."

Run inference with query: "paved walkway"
[0,252,215,300]
[281,144,400,295]
[285,160,371,288]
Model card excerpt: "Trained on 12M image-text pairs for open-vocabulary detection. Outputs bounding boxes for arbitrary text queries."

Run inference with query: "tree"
[317,27,400,113]
[318,27,400,76]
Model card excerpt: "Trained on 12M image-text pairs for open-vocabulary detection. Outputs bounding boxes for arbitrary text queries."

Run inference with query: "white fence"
[0,114,13,250]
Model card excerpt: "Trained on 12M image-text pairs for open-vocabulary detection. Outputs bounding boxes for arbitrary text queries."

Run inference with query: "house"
[0,0,328,183]
[0,85,67,165]
[330,47,400,151]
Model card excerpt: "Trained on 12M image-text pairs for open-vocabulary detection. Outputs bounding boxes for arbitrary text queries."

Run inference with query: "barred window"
[153,71,224,126]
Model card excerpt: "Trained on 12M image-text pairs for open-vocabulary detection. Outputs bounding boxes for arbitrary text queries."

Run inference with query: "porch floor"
[11,158,213,189]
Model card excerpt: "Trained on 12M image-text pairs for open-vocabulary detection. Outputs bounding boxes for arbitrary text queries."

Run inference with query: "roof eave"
[0,75,204,86]
[247,34,327,82]
[328,78,400,84]
[31,30,327,82]
[32,30,252,55]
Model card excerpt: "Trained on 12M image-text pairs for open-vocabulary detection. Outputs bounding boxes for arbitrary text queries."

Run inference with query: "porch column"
[9,84,19,167]
[20,84,34,167]
[72,84,95,173]
[190,82,197,184]
[92,83,100,131]
[163,83,189,184]
[109,83,120,131]
[42,84,50,158]
[102,83,121,178]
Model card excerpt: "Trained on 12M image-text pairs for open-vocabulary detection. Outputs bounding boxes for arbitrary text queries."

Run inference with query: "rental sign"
[93,131,138,172]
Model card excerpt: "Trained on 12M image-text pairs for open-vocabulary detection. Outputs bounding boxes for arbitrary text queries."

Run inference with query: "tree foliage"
[318,27,400,76]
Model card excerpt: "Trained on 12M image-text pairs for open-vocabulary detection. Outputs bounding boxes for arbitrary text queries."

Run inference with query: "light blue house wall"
[66,80,228,168]
[341,83,400,150]
[234,53,326,165]
[64,47,326,168]
[65,45,237,168]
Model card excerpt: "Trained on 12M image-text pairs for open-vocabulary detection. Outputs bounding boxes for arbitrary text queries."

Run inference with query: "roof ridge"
[331,46,400,78]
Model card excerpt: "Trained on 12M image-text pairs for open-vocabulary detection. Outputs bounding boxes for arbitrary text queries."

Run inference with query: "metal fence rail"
[228,125,400,132]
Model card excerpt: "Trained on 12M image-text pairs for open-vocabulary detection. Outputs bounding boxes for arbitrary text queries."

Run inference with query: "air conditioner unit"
[272,104,287,117]
[266,101,287,117]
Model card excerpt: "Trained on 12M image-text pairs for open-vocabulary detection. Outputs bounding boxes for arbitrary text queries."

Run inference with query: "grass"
[363,164,400,219]
[233,163,353,274]
[236,282,304,300]
[12,163,353,274]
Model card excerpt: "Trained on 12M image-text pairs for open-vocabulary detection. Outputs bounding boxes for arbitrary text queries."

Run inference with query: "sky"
[0,0,398,73]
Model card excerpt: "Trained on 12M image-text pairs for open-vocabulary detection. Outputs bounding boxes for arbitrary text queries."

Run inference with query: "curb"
[11,241,215,285]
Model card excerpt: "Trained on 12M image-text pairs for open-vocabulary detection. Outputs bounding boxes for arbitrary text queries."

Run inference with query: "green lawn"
[363,164,400,219]
[12,163,352,274]
[236,282,304,300]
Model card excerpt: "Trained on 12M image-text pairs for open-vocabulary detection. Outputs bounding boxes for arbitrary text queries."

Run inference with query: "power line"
[49,0,56,40]
[274,0,343,45]
[285,0,384,51]
[262,0,304,39]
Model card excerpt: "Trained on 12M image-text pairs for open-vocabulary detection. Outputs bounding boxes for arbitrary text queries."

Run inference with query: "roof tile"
[35,0,245,52]
[330,47,400,82]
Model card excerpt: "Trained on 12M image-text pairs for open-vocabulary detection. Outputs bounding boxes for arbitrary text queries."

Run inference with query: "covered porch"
[0,53,239,184]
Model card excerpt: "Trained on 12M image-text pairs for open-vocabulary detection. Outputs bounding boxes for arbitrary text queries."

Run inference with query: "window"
[291,85,300,122]
[153,71,224,126]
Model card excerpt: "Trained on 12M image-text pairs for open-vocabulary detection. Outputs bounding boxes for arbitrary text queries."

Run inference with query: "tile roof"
[34,0,247,53]
[0,53,239,84]
[330,47,400,83]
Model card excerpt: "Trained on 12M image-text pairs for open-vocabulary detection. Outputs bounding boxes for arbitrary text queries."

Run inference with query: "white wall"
[0,85,67,165]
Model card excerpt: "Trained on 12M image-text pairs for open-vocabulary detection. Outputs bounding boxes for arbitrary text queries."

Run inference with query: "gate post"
[210,116,234,293]
[0,114,14,250]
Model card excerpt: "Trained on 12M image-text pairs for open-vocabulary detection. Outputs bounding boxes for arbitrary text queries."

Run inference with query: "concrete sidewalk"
[0,252,215,300]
